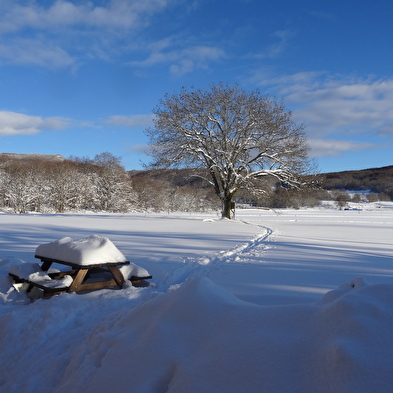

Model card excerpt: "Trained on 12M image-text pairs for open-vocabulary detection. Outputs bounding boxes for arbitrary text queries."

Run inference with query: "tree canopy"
[146,83,314,218]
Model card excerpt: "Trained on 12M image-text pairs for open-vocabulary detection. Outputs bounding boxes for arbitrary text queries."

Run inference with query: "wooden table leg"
[41,260,53,271]
[68,268,89,292]
[108,266,125,288]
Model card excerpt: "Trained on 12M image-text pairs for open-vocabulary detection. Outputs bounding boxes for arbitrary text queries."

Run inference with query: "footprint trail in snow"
[158,221,273,292]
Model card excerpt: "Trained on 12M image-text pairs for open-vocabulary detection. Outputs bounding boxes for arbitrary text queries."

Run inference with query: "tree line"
[0,153,221,214]
[0,152,136,214]
[0,152,321,214]
[1,153,390,215]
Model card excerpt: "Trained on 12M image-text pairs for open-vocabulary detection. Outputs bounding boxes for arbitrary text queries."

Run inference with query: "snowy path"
[156,222,273,292]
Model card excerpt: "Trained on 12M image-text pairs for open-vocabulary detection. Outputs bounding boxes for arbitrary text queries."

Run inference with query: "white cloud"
[308,138,377,157]
[251,71,393,138]
[292,79,393,137]
[105,114,154,128]
[0,111,71,136]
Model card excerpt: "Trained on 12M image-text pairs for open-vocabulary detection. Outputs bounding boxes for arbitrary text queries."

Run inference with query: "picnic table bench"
[9,264,71,297]
[8,235,152,298]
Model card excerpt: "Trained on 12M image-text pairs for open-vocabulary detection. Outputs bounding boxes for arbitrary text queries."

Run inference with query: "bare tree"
[90,152,136,212]
[146,83,314,218]
[1,160,46,213]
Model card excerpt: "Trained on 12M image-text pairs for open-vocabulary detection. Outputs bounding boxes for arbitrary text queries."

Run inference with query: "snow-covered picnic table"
[9,235,152,297]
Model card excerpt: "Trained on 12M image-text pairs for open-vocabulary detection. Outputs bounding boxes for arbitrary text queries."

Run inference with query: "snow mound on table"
[35,235,127,265]
[119,263,150,279]
[21,271,72,289]
[17,276,391,393]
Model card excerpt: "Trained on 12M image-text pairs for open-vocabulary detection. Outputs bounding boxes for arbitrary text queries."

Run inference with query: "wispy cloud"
[0,0,176,68]
[129,144,150,154]
[0,111,154,136]
[0,38,75,68]
[308,138,378,158]
[251,71,393,138]
[0,111,73,136]
[131,38,226,76]
[0,0,171,33]
[289,77,393,138]
[0,1,226,74]
[105,114,154,128]
[249,29,295,60]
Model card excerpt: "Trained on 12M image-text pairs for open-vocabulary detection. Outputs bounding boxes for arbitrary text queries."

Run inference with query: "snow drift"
[64,277,393,393]
[1,276,393,393]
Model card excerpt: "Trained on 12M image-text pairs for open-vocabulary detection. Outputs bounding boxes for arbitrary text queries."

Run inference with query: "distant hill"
[130,165,393,191]
[130,165,393,203]
[320,165,393,196]
[0,153,66,163]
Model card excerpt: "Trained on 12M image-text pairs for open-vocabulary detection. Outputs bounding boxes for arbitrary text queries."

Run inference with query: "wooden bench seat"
[8,272,70,298]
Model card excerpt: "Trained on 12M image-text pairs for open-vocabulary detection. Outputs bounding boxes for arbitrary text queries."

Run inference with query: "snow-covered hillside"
[0,153,66,162]
[1,205,393,392]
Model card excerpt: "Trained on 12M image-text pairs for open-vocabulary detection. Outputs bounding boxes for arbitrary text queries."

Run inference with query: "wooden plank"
[68,269,89,292]
[108,266,125,288]
[43,289,69,298]
[35,255,130,269]
[9,273,69,294]
[130,275,152,283]
[48,270,77,279]
[75,280,118,292]
[8,273,25,284]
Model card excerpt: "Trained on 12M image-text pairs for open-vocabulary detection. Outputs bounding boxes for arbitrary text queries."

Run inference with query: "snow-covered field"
[1,204,393,392]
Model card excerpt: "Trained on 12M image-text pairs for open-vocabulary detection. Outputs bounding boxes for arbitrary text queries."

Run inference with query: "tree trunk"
[221,196,233,219]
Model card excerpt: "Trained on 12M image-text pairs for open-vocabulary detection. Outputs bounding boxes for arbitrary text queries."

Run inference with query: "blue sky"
[0,0,392,173]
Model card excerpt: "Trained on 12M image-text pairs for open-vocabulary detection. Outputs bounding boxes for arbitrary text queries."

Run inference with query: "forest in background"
[0,153,392,214]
